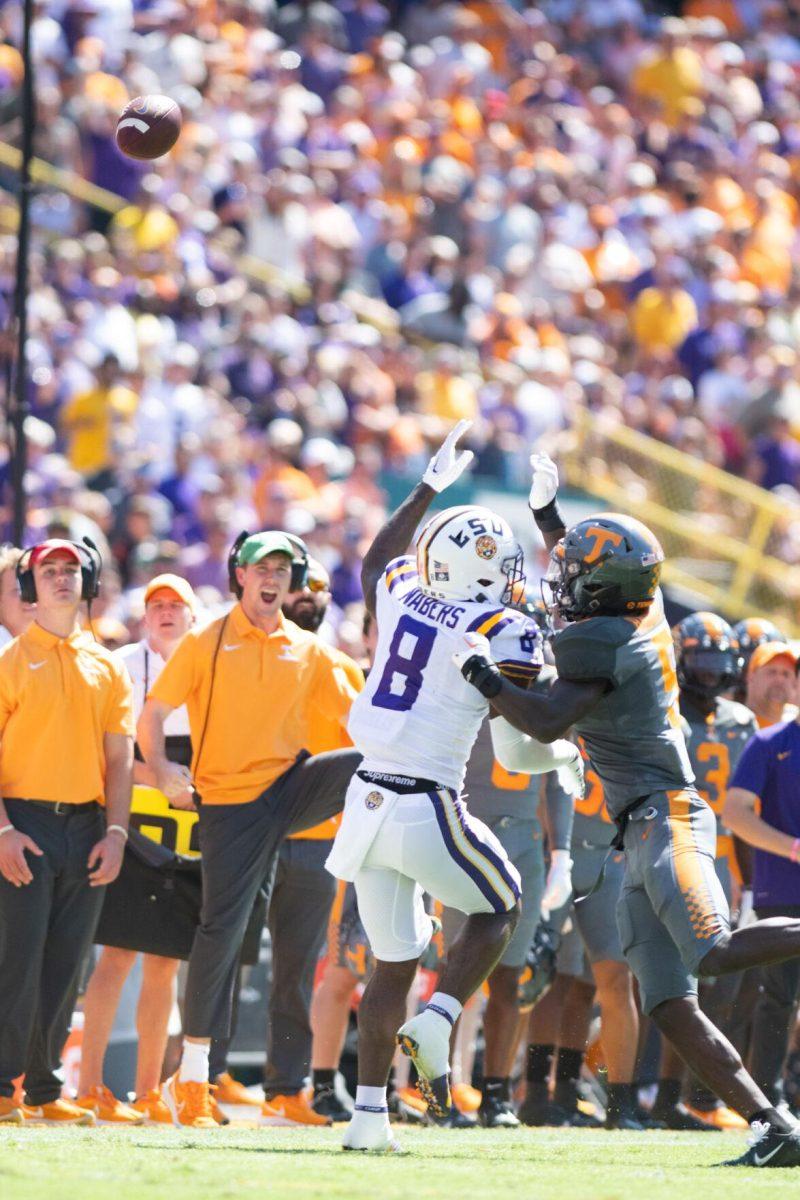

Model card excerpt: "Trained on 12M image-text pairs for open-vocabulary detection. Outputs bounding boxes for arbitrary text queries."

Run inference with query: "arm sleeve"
[729,733,769,798]
[544,770,575,851]
[105,662,136,737]
[148,630,199,710]
[490,717,578,775]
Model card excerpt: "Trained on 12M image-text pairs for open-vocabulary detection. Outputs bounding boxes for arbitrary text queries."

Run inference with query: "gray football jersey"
[552,594,694,819]
[682,696,757,837]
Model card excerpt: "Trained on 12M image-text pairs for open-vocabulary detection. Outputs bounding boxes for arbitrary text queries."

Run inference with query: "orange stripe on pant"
[327,879,347,963]
[666,790,723,941]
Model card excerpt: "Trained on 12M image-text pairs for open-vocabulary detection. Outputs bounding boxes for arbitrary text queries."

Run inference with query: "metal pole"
[9,0,35,546]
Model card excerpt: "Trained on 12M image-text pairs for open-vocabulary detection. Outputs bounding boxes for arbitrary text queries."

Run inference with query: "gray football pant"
[263,837,337,1097]
[183,749,360,1040]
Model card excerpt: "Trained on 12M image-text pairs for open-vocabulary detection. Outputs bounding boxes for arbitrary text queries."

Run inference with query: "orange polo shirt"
[148,605,360,806]
[290,649,365,841]
[0,622,135,804]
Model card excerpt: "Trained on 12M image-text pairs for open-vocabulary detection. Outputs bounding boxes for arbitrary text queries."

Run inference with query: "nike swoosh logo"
[222,644,240,652]
[754,1143,784,1166]
[777,752,791,760]
[29,662,46,671]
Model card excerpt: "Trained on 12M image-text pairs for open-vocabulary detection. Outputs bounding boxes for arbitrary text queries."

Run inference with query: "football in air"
[116,95,182,160]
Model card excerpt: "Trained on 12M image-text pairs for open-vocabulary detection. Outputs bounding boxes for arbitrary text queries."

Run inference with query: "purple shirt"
[730,720,800,909]
[752,435,800,491]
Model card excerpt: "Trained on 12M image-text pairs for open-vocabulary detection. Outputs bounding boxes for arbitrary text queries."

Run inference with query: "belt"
[610,794,651,851]
[575,795,650,909]
[356,770,444,796]
[5,798,100,817]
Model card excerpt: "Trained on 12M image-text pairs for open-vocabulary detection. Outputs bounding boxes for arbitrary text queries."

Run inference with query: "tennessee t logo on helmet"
[583,525,624,564]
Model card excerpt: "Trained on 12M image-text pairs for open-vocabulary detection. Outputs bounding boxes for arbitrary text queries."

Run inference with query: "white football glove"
[423,419,475,493]
[541,848,573,917]
[556,747,585,800]
[452,631,492,673]
[528,452,559,512]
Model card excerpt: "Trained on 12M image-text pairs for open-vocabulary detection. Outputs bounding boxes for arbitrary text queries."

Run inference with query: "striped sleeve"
[383,555,418,595]
[466,608,515,640]
[490,615,543,689]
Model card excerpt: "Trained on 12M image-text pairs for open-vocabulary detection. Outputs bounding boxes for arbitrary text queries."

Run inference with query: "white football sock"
[355,1085,388,1112]
[179,1040,210,1083]
[426,991,462,1027]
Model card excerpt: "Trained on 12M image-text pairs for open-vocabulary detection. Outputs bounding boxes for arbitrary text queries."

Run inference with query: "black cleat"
[650,1102,721,1132]
[605,1111,646,1131]
[479,1095,520,1129]
[721,1122,800,1167]
[518,1094,571,1127]
[312,1085,352,1123]
[427,1106,477,1129]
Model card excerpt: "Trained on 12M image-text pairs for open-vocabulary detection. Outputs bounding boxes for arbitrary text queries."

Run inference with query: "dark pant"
[748,905,800,1105]
[0,800,106,1103]
[183,749,360,1040]
[264,838,337,1098]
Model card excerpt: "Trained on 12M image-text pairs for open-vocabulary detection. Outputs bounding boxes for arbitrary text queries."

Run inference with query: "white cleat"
[396,1010,452,1118]
[342,1108,402,1153]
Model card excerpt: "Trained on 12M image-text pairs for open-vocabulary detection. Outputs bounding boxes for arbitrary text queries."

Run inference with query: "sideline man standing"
[0,539,134,1124]
[261,556,365,1126]
[139,531,361,1127]
[725,647,800,1109]
[77,574,198,1124]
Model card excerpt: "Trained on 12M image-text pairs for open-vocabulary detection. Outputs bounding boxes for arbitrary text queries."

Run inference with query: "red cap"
[29,539,82,566]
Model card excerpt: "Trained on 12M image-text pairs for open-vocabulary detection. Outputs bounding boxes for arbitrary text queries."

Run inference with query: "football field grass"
[0,1125,793,1200]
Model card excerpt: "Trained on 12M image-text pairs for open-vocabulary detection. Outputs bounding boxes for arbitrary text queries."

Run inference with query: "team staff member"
[725,648,800,1109]
[0,539,134,1125]
[260,556,364,1127]
[139,531,361,1128]
[76,574,198,1125]
[745,642,798,729]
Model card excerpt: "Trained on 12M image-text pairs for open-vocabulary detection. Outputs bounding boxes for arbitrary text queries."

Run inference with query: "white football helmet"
[416,505,525,605]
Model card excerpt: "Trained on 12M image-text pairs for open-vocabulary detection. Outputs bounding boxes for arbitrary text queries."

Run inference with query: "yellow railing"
[562,410,800,636]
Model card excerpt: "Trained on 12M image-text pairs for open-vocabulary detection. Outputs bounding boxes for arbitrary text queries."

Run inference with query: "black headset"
[227,530,309,599]
[16,538,102,604]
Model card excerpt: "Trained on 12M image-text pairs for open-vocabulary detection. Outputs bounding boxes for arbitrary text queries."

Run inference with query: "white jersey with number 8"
[348,556,542,790]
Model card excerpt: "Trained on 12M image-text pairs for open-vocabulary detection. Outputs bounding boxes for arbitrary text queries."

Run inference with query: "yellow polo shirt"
[289,649,365,841]
[148,605,360,806]
[0,623,135,803]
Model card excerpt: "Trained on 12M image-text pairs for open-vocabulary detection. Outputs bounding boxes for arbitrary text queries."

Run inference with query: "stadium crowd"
[1,0,800,1141]
[4,0,800,624]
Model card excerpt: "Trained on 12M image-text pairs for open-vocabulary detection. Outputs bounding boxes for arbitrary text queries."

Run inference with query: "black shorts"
[94,849,266,964]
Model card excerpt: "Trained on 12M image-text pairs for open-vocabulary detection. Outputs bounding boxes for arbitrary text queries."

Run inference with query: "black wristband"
[531,498,566,533]
[460,655,503,699]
